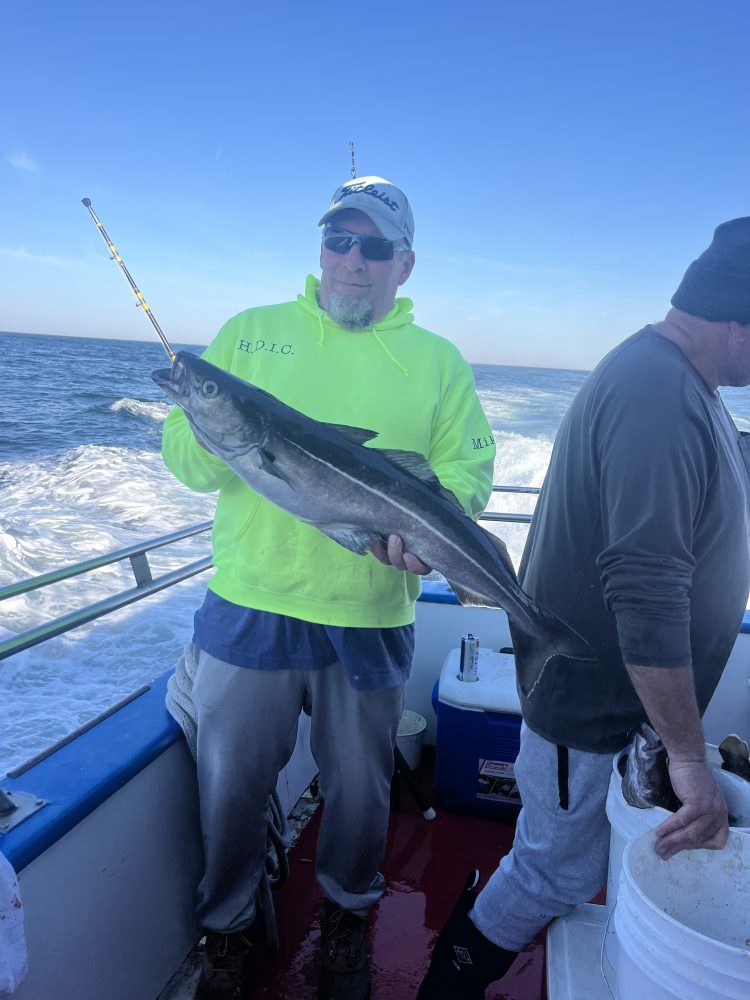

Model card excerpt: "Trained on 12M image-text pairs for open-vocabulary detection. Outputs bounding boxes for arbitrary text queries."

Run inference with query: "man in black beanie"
[671,216,750,323]
[418,217,750,999]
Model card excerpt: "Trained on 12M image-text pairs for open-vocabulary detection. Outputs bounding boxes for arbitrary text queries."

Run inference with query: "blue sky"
[2,1,749,370]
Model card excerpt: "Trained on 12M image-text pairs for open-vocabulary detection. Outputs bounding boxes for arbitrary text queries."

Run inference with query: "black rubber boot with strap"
[416,870,518,999]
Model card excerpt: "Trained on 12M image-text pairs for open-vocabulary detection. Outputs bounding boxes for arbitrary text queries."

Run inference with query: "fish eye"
[201,381,219,398]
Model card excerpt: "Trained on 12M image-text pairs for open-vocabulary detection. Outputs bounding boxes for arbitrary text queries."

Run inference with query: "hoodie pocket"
[233,495,262,549]
[211,489,262,580]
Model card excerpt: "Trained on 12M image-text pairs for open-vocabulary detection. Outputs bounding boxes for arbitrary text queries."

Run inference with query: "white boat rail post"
[0,788,45,834]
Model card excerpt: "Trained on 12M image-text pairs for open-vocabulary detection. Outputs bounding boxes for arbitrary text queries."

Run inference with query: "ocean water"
[2,330,750,773]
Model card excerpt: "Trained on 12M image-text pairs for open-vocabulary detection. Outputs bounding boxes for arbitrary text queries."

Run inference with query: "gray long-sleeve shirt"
[518,328,750,753]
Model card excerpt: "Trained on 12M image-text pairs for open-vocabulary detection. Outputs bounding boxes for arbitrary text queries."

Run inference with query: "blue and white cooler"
[434,645,522,820]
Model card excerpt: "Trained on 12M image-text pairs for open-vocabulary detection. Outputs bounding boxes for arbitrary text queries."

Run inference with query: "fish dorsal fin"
[325,423,379,446]
[379,449,464,508]
[379,448,436,482]
[477,525,518,580]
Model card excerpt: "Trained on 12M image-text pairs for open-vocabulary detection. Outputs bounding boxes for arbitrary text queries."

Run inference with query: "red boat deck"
[249,750,548,1000]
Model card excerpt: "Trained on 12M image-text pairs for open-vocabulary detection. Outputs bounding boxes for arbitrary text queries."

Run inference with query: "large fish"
[153,352,595,668]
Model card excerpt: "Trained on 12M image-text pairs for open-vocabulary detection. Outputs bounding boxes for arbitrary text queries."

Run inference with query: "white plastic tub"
[604,742,750,971]
[615,829,750,999]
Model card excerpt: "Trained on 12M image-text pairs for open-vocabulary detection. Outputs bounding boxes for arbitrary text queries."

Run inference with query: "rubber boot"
[416,871,518,1000]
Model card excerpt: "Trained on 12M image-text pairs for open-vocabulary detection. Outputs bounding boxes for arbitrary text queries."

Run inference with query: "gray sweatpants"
[191,647,404,934]
[471,723,613,952]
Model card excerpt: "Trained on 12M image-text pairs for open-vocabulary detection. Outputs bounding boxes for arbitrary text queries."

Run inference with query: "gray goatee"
[326,294,375,331]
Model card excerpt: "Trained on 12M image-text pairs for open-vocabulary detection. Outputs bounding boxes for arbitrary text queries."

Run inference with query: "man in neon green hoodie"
[161,176,496,999]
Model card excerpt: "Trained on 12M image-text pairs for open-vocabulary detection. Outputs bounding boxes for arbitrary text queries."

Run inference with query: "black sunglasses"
[322,227,407,261]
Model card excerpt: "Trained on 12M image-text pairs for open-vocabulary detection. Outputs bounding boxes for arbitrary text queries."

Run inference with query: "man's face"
[318,208,415,328]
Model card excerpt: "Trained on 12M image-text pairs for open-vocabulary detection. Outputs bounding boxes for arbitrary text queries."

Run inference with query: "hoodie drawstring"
[317,310,326,349]
[372,328,409,376]
[305,275,410,373]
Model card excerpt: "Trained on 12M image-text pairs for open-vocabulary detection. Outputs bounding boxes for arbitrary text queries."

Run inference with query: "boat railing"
[0,521,214,662]
[483,484,539,524]
[0,487,541,663]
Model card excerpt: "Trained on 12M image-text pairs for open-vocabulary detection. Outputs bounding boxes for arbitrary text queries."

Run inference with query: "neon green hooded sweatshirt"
[161,276,496,627]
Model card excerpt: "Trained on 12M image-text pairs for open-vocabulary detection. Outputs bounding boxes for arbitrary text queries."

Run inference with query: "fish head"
[152,351,267,457]
[621,722,680,811]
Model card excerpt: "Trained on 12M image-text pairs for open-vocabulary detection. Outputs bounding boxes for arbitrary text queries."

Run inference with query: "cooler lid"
[439,648,521,714]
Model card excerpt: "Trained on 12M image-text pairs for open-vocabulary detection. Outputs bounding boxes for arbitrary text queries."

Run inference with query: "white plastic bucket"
[604,743,750,971]
[614,829,750,999]
[396,710,427,770]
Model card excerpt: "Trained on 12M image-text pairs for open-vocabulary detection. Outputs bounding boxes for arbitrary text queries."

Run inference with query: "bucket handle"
[599,903,617,1000]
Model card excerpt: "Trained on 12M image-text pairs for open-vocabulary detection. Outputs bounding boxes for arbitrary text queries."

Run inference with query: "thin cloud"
[6,152,41,174]
[425,249,616,280]
[0,247,75,267]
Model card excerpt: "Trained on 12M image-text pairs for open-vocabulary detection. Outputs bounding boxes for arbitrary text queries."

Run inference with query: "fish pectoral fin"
[446,580,500,609]
[319,524,379,556]
[324,423,380,446]
[256,448,290,483]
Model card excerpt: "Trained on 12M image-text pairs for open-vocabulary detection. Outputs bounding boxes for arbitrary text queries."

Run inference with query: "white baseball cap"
[319,176,415,246]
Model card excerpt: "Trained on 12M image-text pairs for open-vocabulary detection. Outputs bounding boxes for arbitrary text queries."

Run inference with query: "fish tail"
[510,605,596,697]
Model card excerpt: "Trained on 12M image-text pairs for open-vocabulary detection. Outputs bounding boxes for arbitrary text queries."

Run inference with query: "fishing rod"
[81,197,176,363]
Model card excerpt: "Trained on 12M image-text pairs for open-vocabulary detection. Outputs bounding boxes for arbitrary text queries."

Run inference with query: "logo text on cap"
[340,183,400,214]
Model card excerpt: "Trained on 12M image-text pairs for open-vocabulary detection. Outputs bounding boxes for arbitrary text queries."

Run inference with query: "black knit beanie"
[671,217,750,323]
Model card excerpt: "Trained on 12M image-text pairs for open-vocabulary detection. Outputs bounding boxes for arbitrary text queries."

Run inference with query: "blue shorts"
[192,589,414,691]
